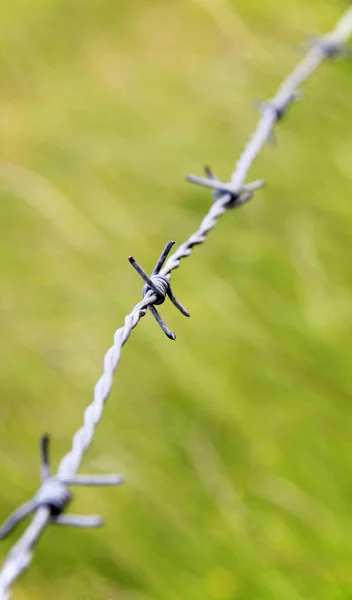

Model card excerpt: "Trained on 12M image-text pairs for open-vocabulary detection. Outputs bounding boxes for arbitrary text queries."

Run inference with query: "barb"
[0,436,123,599]
[0,435,123,540]
[129,240,190,340]
[1,6,352,599]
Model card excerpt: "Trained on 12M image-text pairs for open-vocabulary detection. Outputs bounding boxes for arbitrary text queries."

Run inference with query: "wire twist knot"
[142,274,169,305]
[35,479,71,517]
[301,34,350,59]
[256,91,302,122]
[320,38,349,58]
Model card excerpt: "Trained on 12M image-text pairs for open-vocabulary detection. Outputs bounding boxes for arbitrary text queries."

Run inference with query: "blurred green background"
[0,1,352,598]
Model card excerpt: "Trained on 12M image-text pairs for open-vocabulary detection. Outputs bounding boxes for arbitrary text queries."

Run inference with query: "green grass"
[0,1,352,598]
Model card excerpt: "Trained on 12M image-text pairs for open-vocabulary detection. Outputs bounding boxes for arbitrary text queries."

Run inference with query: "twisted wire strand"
[0,292,156,600]
[1,6,352,599]
[57,291,157,480]
[161,6,352,278]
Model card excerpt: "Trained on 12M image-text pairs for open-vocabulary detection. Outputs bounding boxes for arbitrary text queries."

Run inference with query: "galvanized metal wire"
[1,6,352,599]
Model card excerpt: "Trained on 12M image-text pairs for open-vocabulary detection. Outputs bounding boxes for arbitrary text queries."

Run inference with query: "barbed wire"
[1,5,352,599]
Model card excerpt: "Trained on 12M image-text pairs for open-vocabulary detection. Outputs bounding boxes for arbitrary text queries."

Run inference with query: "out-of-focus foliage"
[0,1,352,598]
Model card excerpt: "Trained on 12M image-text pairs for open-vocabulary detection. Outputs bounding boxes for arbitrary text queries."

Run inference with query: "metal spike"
[129,241,189,339]
[0,436,123,539]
